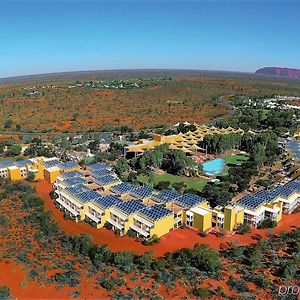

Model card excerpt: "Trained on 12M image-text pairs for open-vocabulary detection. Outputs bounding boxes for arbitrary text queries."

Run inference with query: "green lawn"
[224,153,249,165]
[138,172,208,192]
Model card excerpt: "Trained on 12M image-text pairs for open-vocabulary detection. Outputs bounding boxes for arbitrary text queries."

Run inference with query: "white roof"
[46,166,61,172]
[191,206,210,216]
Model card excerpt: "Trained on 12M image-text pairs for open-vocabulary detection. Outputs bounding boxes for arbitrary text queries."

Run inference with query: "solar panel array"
[43,160,61,168]
[76,190,102,203]
[237,194,266,210]
[65,184,90,195]
[61,161,79,170]
[282,181,300,192]
[0,160,18,168]
[63,177,86,187]
[175,193,206,209]
[152,189,180,204]
[114,199,146,215]
[60,171,83,180]
[15,159,33,167]
[91,169,115,178]
[129,186,154,199]
[95,175,120,186]
[92,195,122,209]
[139,204,172,222]
[88,163,111,172]
[110,182,136,194]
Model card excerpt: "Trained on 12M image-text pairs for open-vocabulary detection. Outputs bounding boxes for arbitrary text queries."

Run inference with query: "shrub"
[257,218,277,229]
[0,214,8,225]
[0,286,12,300]
[236,223,251,235]
[227,275,249,292]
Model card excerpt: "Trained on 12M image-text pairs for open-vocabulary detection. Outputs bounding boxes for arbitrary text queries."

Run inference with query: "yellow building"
[85,195,122,229]
[0,158,45,181]
[223,205,245,232]
[43,159,81,183]
[107,199,147,235]
[125,123,244,156]
[130,204,174,239]
[55,184,103,222]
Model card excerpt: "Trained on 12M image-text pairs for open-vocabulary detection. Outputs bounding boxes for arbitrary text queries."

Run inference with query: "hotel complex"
[1,155,299,240]
[125,124,244,156]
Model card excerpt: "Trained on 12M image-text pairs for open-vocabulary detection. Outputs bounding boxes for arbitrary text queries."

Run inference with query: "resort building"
[85,195,122,229]
[55,184,103,221]
[107,199,147,235]
[130,204,173,239]
[125,123,244,156]
[0,158,46,181]
[43,159,80,183]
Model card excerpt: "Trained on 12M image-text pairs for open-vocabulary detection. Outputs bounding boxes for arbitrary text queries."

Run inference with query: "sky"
[0,0,300,78]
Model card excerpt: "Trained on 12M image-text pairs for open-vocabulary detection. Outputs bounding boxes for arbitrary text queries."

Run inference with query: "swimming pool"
[202,158,225,176]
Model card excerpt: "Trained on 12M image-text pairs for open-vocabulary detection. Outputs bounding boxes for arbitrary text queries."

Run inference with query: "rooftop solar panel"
[92,195,122,209]
[76,190,102,203]
[110,182,136,194]
[43,160,61,168]
[95,175,120,186]
[237,194,266,210]
[0,160,15,168]
[91,169,115,178]
[283,181,300,192]
[175,193,206,209]
[65,184,90,195]
[114,199,146,215]
[61,161,79,170]
[129,186,154,199]
[15,159,32,167]
[151,189,180,203]
[139,204,172,222]
[60,171,83,180]
[63,177,86,187]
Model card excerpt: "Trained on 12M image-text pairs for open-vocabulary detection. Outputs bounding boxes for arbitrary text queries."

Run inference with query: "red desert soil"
[0,261,113,300]
[36,180,300,257]
[54,120,72,131]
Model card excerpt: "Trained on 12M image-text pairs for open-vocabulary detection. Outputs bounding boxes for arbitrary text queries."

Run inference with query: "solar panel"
[60,171,83,180]
[87,163,111,172]
[15,159,32,167]
[0,160,15,168]
[65,184,90,195]
[91,169,115,178]
[61,161,79,170]
[62,177,86,187]
[114,199,146,215]
[76,190,102,203]
[139,204,172,222]
[43,160,61,168]
[129,186,154,199]
[92,195,122,209]
[282,181,300,192]
[175,193,206,209]
[110,182,136,194]
[237,194,266,210]
[151,189,180,204]
[95,175,120,186]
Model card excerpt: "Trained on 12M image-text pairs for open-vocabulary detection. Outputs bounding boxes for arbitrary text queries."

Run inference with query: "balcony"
[130,224,150,238]
[56,198,79,217]
[107,217,124,230]
[85,212,101,224]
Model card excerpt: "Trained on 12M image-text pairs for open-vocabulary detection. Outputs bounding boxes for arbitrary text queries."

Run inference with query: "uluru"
[255,67,300,79]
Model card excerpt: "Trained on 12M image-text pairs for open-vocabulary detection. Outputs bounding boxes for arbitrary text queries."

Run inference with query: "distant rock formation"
[255,67,300,79]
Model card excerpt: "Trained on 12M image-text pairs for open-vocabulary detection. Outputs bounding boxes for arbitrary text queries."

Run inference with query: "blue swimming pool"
[202,158,225,176]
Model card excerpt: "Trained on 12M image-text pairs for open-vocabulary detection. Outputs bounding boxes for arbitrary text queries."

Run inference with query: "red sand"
[36,180,300,257]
